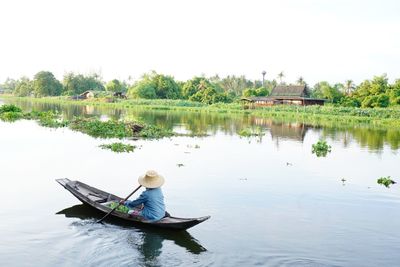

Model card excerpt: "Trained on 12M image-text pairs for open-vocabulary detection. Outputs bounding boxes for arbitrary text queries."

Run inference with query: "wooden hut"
[242,85,325,107]
[80,91,94,99]
[71,90,95,100]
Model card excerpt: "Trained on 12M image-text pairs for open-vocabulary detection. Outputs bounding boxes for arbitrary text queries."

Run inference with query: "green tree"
[352,75,390,107]
[127,72,181,99]
[182,77,213,99]
[14,77,34,96]
[33,71,63,97]
[343,80,355,95]
[312,81,343,103]
[0,78,17,93]
[187,78,232,104]
[243,87,269,97]
[297,76,306,86]
[338,96,361,107]
[153,74,181,99]
[388,79,400,106]
[242,88,257,97]
[128,83,156,99]
[255,87,269,96]
[211,75,254,97]
[63,73,104,95]
[277,71,285,85]
[106,79,126,93]
[361,95,389,108]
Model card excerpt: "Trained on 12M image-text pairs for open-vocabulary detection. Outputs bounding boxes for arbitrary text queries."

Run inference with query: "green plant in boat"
[107,202,130,213]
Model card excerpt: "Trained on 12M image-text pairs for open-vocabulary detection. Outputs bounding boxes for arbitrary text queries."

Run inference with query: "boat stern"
[56,178,71,188]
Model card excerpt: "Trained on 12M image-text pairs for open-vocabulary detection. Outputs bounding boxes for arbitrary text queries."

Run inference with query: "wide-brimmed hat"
[138,170,165,188]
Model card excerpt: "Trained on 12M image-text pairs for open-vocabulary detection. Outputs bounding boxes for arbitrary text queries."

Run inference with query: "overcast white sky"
[0,0,399,85]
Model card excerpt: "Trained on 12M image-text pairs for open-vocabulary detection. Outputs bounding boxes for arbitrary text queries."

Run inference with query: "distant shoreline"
[1,95,400,130]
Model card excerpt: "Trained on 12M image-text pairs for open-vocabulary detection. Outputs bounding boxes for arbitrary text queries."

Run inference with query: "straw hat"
[138,170,165,188]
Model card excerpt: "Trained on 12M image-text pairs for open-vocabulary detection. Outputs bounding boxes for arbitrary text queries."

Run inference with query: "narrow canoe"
[56,178,210,230]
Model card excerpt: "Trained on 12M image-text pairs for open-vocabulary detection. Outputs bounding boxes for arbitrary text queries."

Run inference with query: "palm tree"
[297,76,305,85]
[344,80,355,95]
[277,71,285,85]
[262,71,266,87]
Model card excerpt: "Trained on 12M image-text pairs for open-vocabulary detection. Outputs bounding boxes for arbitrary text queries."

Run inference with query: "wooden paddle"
[97,185,142,223]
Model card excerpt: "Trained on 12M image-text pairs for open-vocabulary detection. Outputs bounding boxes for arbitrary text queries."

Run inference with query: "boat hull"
[56,178,210,230]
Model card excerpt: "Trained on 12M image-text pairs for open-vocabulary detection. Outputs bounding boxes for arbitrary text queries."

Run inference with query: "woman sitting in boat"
[120,170,166,222]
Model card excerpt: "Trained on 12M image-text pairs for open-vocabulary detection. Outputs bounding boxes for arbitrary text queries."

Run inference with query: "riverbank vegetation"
[2,71,400,132]
[1,70,400,108]
[0,104,179,140]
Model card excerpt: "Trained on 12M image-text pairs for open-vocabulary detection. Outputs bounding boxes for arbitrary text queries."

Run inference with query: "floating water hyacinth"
[238,127,264,137]
[99,142,136,153]
[377,176,396,188]
[312,140,332,157]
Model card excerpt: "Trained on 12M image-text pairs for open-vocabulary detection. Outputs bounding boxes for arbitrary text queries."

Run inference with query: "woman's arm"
[125,191,147,208]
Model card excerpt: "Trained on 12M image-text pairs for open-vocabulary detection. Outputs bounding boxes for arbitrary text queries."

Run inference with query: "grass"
[99,142,136,153]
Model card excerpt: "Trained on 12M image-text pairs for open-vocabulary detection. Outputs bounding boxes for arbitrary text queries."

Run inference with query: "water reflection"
[57,204,207,256]
[4,98,400,152]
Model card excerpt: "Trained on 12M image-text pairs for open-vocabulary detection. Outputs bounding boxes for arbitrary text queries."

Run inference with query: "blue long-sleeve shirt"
[125,187,165,221]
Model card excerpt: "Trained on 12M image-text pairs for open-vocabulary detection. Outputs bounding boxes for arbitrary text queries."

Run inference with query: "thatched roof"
[270,85,307,97]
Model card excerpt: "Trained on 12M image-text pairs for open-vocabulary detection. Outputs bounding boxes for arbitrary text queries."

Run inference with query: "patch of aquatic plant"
[99,142,136,153]
[312,140,332,157]
[377,176,396,188]
[0,111,24,122]
[135,123,174,139]
[0,104,24,122]
[69,118,176,139]
[183,132,209,137]
[27,111,69,128]
[69,118,131,138]
[238,127,265,137]
[107,202,130,213]
[0,104,22,113]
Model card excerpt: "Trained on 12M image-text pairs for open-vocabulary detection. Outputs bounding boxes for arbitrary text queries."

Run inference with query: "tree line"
[1,70,399,107]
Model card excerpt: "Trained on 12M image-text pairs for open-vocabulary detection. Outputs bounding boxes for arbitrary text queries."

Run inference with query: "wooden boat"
[56,178,210,230]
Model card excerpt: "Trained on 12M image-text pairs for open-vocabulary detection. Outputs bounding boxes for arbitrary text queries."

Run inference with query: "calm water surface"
[1,98,400,267]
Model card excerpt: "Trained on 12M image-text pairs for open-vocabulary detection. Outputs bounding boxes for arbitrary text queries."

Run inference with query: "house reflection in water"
[252,117,309,145]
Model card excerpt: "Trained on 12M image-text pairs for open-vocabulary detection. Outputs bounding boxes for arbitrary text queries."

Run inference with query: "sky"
[0,0,399,85]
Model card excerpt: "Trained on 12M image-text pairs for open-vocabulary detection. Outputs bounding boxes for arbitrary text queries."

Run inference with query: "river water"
[1,98,399,267]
